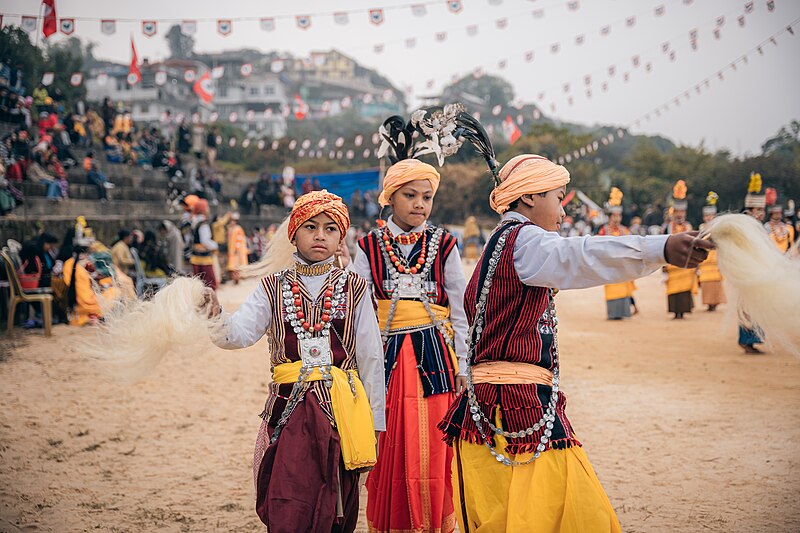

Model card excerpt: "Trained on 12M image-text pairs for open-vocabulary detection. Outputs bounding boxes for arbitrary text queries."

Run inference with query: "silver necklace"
[463,222,561,467]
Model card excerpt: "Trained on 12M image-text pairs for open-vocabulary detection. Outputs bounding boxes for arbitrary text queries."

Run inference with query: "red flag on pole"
[42,0,57,38]
[503,115,522,145]
[128,37,141,85]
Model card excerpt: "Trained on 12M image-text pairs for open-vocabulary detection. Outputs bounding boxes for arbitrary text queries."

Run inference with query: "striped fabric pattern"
[358,226,459,396]
[439,222,580,455]
[260,269,368,427]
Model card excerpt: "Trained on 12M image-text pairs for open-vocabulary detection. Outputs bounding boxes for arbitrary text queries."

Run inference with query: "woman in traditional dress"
[663,180,696,319]
[597,187,636,320]
[697,192,726,311]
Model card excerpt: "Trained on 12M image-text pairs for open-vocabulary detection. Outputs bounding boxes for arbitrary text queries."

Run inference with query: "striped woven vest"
[439,221,580,454]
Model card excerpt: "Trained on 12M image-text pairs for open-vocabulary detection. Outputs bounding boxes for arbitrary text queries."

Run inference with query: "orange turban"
[489,154,571,214]
[378,159,441,207]
[192,198,209,216]
[288,190,350,240]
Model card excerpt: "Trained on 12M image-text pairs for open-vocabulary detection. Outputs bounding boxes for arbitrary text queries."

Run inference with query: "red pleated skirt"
[366,335,456,533]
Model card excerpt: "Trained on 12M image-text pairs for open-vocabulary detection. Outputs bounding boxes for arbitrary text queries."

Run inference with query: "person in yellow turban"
[597,187,637,320]
[353,119,469,533]
[206,188,386,531]
[440,121,714,533]
[662,180,696,320]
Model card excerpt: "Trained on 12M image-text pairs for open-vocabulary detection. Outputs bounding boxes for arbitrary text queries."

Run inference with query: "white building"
[214,71,289,138]
[85,61,214,124]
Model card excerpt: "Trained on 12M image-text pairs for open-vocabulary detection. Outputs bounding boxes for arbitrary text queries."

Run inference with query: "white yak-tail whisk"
[705,214,800,357]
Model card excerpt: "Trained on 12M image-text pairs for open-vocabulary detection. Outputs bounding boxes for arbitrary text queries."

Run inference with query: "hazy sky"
[3,0,799,155]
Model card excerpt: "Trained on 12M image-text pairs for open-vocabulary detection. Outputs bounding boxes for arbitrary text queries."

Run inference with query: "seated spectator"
[20,232,59,288]
[83,151,114,201]
[51,124,77,167]
[85,107,104,143]
[32,83,48,113]
[104,133,124,163]
[27,154,63,201]
[111,229,136,277]
[46,152,68,200]
[239,183,257,215]
[139,230,174,277]
[0,161,22,215]
[37,110,57,138]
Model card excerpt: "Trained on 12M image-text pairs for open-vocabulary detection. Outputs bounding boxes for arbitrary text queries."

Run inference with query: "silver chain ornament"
[463,223,562,467]
[269,269,348,444]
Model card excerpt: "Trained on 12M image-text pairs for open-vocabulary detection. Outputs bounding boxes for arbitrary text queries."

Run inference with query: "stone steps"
[21,182,168,202]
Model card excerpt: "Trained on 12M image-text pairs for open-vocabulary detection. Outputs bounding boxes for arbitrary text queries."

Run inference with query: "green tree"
[0,27,45,95]
[441,74,515,111]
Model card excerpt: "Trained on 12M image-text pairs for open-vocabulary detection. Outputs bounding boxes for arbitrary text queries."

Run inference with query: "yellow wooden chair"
[1,250,53,337]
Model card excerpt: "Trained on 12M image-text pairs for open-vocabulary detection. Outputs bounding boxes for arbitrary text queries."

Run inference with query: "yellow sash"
[272,361,377,471]
[376,299,459,372]
[377,299,450,331]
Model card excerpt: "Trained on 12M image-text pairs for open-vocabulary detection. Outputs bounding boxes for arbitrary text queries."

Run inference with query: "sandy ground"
[1,269,798,533]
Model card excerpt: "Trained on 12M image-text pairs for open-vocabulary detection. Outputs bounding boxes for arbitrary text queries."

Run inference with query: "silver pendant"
[299,337,332,368]
[396,274,421,298]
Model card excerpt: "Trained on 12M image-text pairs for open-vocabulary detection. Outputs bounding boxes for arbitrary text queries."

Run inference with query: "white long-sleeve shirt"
[504,211,669,288]
[211,255,386,431]
[351,217,470,376]
[192,215,218,251]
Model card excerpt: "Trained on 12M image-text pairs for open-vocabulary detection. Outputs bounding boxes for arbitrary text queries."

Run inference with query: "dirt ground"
[1,269,798,532]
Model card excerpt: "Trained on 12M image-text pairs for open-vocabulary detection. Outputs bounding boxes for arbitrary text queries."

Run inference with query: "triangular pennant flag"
[550,43,560,53]
[744,2,753,14]
[41,72,54,86]
[142,20,157,37]
[600,25,611,36]
[608,65,616,76]
[496,18,508,29]
[575,34,585,45]
[738,15,746,27]
[662,41,670,52]
[524,50,534,62]
[21,16,37,36]
[532,9,545,19]
[184,70,196,83]
[467,25,478,36]
[448,0,463,14]
[334,12,349,25]
[436,32,447,42]
[584,75,591,85]
[260,18,275,31]
[182,20,197,35]
[567,1,580,11]
[373,44,384,54]
[498,60,507,70]
[240,63,252,77]
[369,9,384,25]
[713,28,721,39]
[767,0,775,12]
[217,20,232,36]
[716,16,725,27]
[412,4,427,16]
[155,70,167,85]
[626,16,636,27]
[60,18,75,35]
[271,60,284,73]
[405,38,416,48]
[211,66,225,79]
[69,72,83,87]
[655,5,665,16]
[101,19,115,35]
[296,15,311,30]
